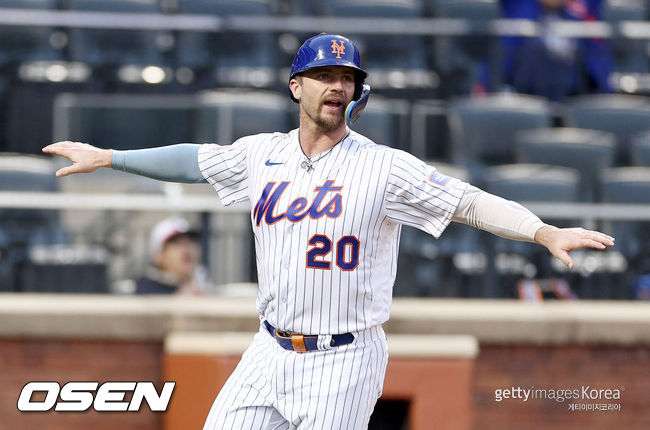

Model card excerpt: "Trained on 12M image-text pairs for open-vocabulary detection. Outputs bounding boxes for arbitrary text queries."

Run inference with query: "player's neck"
[298,122,348,157]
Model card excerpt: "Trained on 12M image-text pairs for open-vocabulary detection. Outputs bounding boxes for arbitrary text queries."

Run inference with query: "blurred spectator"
[483,0,615,101]
[635,274,650,300]
[136,217,209,295]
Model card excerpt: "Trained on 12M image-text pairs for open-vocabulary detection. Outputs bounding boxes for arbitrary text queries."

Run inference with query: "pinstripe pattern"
[197,128,467,429]
[202,324,388,430]
[198,129,468,335]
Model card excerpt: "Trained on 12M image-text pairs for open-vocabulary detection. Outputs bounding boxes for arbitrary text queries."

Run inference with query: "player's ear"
[289,77,302,102]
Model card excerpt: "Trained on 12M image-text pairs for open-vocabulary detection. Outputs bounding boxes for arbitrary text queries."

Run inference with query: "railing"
[2,191,649,222]
[0,9,649,39]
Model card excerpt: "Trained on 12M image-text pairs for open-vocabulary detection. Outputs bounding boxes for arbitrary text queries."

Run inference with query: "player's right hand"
[42,141,113,177]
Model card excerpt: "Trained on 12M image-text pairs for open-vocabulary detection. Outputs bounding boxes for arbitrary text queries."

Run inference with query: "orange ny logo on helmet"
[331,40,345,59]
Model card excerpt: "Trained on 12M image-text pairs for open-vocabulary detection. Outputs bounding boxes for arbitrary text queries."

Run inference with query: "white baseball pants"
[202,323,388,430]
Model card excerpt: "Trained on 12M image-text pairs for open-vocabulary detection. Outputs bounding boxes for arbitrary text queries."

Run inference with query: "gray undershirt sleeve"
[111,144,206,183]
[452,185,546,242]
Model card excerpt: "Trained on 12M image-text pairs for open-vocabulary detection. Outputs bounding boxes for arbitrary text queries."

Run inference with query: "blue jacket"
[493,0,614,100]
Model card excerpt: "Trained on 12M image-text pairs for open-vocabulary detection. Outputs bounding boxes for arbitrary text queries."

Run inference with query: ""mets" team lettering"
[254,180,343,226]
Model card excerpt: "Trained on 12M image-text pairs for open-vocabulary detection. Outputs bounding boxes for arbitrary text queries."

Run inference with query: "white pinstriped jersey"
[198,128,468,335]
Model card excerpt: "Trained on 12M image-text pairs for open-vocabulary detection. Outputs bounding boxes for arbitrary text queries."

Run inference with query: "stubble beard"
[303,101,345,132]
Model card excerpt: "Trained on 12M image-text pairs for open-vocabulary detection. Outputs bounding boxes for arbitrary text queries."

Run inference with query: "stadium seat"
[484,164,580,207]
[514,128,616,201]
[0,0,61,68]
[0,153,58,244]
[320,0,437,91]
[410,99,451,160]
[195,90,292,144]
[281,0,322,15]
[52,93,195,151]
[322,0,426,70]
[601,167,650,258]
[0,154,65,291]
[0,153,57,192]
[429,0,498,18]
[600,166,650,298]
[631,131,650,166]
[602,167,650,203]
[565,94,650,165]
[603,0,648,73]
[66,0,167,84]
[447,93,553,174]
[483,164,581,296]
[174,0,278,88]
[20,243,109,293]
[0,226,15,291]
[396,162,485,297]
[0,1,91,154]
[4,78,98,156]
[0,1,98,155]
[0,153,60,240]
[347,96,410,149]
[430,1,499,49]
[21,260,109,293]
[430,0,500,96]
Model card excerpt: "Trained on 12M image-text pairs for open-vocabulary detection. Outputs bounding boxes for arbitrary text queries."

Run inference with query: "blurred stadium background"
[0,1,649,429]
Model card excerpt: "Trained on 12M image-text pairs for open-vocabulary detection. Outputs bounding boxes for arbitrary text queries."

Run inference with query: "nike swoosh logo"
[265,160,283,166]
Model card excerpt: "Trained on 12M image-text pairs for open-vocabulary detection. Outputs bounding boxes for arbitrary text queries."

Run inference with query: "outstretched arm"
[453,185,615,268]
[43,141,205,183]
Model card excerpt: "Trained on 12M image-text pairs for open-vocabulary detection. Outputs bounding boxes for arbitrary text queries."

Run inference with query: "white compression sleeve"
[452,185,546,242]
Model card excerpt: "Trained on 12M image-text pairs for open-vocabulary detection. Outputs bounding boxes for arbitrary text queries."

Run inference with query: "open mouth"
[323,100,343,109]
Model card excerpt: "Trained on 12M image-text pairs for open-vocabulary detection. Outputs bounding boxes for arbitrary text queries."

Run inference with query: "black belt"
[263,321,354,353]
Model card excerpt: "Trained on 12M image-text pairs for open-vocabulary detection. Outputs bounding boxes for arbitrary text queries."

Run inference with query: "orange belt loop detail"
[291,334,307,353]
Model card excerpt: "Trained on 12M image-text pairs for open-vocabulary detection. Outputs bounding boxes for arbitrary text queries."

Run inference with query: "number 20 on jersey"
[307,234,359,271]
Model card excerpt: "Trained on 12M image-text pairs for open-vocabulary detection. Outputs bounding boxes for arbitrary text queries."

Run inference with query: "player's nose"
[329,76,346,92]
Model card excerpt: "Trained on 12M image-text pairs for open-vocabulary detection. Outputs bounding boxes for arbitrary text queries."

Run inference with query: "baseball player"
[43,34,614,430]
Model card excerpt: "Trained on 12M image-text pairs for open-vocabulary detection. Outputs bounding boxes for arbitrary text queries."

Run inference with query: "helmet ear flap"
[346,83,371,125]
[353,70,366,100]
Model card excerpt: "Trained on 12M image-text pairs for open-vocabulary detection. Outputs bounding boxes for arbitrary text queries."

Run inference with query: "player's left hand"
[534,225,615,269]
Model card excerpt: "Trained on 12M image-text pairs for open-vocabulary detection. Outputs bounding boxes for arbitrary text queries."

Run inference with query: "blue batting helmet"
[289,33,368,103]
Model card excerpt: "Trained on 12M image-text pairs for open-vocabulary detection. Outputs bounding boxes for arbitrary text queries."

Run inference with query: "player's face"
[293,66,355,132]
